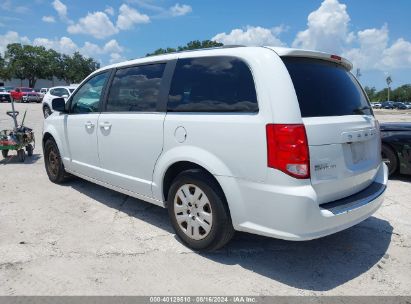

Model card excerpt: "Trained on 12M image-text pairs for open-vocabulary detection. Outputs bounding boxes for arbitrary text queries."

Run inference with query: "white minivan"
[43,46,388,250]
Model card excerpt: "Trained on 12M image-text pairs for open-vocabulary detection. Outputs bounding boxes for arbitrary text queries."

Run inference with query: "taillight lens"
[266,124,310,179]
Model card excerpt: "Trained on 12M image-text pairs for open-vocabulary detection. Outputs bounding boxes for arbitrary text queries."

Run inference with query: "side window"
[70,72,110,114]
[106,63,166,112]
[167,56,258,113]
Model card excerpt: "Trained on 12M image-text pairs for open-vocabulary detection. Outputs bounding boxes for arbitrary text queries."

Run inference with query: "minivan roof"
[96,46,353,74]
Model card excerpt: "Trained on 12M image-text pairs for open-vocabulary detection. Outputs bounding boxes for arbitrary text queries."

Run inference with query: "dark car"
[380,122,411,176]
[393,102,408,110]
[381,101,395,109]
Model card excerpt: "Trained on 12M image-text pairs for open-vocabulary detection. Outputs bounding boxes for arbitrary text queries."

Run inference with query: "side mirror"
[52,98,67,113]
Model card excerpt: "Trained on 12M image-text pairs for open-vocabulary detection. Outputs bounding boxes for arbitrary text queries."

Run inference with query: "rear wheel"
[1,150,8,158]
[167,169,234,251]
[382,144,398,176]
[17,149,25,162]
[26,144,33,157]
[44,138,69,183]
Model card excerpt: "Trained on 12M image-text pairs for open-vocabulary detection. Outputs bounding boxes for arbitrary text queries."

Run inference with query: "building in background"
[0,77,68,90]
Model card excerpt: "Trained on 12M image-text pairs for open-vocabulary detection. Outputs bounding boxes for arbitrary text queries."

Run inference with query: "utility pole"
[386,76,392,101]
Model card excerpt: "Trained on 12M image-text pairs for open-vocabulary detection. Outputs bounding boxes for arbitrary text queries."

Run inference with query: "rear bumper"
[22,95,41,102]
[218,163,388,240]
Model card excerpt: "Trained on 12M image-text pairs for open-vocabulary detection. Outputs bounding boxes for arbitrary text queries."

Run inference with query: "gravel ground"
[0,103,410,295]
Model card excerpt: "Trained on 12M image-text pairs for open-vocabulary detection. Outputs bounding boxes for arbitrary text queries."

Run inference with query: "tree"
[4,43,53,87]
[146,40,223,56]
[386,75,392,101]
[4,43,25,86]
[59,52,100,84]
[356,68,361,79]
[43,49,63,86]
[2,43,100,87]
[364,86,376,101]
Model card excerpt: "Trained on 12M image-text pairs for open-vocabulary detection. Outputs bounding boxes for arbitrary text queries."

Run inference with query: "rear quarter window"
[283,57,372,117]
[167,56,258,113]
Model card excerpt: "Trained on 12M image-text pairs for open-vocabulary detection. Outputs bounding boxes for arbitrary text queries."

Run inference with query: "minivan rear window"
[168,56,258,113]
[282,57,372,117]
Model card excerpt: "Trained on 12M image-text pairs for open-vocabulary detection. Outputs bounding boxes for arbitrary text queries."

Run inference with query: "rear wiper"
[352,106,371,114]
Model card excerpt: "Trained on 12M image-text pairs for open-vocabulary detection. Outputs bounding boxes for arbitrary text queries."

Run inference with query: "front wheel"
[44,138,69,183]
[1,150,8,158]
[167,169,234,251]
[43,106,52,118]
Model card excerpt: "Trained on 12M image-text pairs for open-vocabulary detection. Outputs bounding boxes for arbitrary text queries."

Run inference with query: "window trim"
[166,55,259,114]
[101,60,176,114]
[65,69,114,115]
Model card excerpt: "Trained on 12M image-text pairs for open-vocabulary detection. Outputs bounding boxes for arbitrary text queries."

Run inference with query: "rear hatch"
[282,56,380,204]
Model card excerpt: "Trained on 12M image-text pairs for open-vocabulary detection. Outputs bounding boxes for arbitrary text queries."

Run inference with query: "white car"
[42,46,388,250]
[0,87,11,102]
[38,88,49,100]
[42,86,77,118]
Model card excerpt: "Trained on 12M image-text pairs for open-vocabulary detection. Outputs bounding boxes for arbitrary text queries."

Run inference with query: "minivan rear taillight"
[266,124,310,179]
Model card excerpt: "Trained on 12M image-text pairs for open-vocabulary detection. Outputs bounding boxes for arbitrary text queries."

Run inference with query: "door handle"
[85,121,95,129]
[99,122,112,131]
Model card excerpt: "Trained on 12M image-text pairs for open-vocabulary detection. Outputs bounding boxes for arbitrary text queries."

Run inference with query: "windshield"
[282,57,372,117]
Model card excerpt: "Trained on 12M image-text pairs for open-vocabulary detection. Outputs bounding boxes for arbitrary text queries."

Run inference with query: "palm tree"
[386,76,392,101]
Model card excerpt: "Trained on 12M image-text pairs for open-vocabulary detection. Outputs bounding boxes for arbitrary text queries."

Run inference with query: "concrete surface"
[0,103,410,295]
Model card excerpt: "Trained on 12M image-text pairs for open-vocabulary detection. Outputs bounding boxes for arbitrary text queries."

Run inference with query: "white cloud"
[109,52,126,64]
[2,0,28,13]
[68,4,149,39]
[103,39,123,54]
[289,0,411,71]
[0,31,30,54]
[33,36,78,54]
[68,11,118,39]
[32,36,126,64]
[105,6,115,16]
[381,38,411,69]
[212,26,286,46]
[292,0,353,53]
[342,26,389,70]
[116,4,150,30]
[42,16,56,23]
[170,3,192,16]
[52,0,69,21]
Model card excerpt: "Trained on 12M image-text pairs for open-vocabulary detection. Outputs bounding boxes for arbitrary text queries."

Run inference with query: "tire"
[1,150,8,158]
[167,169,234,251]
[43,106,52,118]
[382,144,398,176]
[26,144,33,157]
[17,149,26,162]
[44,138,69,183]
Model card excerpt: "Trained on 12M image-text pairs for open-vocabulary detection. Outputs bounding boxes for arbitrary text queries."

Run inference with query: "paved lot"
[0,103,410,295]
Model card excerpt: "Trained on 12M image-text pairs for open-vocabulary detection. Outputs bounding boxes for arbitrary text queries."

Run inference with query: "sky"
[1,0,410,89]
